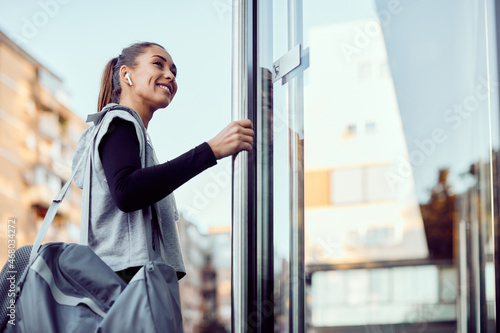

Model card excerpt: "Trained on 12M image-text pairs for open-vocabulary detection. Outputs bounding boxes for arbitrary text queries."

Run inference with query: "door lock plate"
[272,44,301,83]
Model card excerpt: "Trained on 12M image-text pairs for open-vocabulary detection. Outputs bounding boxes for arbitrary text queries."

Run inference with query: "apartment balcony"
[27,184,55,208]
[38,111,61,140]
[51,156,72,181]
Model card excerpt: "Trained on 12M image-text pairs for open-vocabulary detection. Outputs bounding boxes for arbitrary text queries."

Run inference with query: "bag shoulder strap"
[28,115,104,265]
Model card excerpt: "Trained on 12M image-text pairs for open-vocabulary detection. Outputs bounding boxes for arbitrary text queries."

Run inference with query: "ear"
[119,65,131,86]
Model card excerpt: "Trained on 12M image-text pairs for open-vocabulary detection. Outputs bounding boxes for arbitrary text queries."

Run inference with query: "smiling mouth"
[156,84,171,94]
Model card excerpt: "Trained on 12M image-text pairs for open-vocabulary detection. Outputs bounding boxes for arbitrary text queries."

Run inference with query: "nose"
[164,69,175,82]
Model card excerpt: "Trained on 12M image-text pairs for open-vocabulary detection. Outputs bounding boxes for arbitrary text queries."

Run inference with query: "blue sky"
[0,0,235,230]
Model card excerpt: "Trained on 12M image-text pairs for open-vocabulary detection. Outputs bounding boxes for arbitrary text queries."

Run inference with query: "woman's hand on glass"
[208,119,254,159]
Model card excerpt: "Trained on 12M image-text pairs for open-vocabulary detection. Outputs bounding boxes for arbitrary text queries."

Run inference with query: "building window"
[331,168,363,205]
[311,265,444,327]
[365,121,376,133]
[34,165,46,185]
[346,123,357,136]
[25,100,36,115]
[345,226,396,247]
[365,165,395,202]
[47,173,61,193]
[379,61,389,77]
[24,133,36,151]
[331,165,395,205]
[365,226,395,245]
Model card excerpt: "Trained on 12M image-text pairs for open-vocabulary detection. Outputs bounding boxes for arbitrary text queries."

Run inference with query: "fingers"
[239,132,254,145]
[230,120,254,146]
[242,142,253,152]
[208,119,255,160]
[241,127,254,137]
[236,130,254,155]
[236,119,253,129]
[230,120,253,135]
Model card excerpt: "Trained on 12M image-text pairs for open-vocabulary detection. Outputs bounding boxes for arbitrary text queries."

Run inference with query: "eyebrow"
[151,54,167,62]
[151,55,177,72]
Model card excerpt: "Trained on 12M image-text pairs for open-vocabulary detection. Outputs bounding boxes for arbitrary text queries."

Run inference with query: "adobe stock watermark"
[364,278,459,332]
[311,235,341,263]
[9,0,72,46]
[384,76,497,193]
[6,218,17,326]
[340,0,406,64]
[403,279,461,332]
[212,0,236,21]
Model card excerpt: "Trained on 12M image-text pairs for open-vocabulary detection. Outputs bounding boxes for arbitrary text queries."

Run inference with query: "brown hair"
[97,42,165,112]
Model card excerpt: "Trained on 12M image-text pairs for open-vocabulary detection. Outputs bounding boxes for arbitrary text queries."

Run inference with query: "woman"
[72,42,253,283]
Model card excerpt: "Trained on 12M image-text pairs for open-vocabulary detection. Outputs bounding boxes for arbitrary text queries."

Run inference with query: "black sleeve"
[98,117,217,212]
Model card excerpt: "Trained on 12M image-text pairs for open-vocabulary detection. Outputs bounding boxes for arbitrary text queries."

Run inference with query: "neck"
[118,95,154,129]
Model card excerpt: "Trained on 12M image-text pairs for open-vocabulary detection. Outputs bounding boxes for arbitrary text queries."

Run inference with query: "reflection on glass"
[273,72,291,333]
[302,0,498,332]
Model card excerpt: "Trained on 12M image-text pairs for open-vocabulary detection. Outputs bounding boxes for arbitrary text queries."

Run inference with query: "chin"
[154,99,171,110]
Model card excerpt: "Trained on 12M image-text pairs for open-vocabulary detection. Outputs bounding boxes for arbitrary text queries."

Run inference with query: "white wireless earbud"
[125,73,133,86]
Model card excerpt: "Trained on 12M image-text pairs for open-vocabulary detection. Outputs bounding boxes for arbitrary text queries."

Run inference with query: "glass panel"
[303,0,498,332]
[257,0,292,331]
[272,0,291,330]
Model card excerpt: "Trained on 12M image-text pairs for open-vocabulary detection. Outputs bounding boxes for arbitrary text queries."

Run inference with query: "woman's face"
[127,45,178,110]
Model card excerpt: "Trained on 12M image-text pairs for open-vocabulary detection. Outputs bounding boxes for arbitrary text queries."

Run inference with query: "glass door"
[233,0,499,332]
[257,0,307,332]
[231,0,307,332]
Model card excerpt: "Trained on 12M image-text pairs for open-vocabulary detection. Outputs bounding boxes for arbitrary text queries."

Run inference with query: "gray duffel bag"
[5,243,182,332]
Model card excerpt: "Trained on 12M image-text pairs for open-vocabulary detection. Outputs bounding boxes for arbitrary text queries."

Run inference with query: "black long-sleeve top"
[98,117,217,212]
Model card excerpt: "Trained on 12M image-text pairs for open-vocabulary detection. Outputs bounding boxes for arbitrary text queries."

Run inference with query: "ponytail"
[97,57,118,112]
[97,42,166,112]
